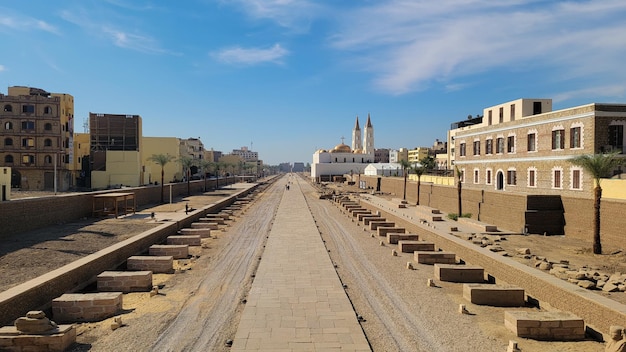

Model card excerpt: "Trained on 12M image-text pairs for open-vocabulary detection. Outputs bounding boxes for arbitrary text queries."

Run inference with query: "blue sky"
[1,0,625,165]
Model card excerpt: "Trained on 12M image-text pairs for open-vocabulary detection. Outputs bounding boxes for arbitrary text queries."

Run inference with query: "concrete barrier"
[52,292,122,322]
[504,311,585,341]
[463,284,525,306]
[97,271,152,292]
[435,264,484,283]
[413,251,456,264]
[397,241,435,253]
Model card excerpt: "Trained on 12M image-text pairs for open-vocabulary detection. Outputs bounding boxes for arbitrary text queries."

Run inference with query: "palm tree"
[214,162,224,189]
[198,160,214,192]
[148,154,175,203]
[178,156,196,196]
[455,165,463,217]
[569,152,624,254]
[412,163,426,206]
[399,159,412,201]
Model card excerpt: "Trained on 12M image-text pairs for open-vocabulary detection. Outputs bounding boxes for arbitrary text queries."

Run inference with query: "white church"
[311,114,375,182]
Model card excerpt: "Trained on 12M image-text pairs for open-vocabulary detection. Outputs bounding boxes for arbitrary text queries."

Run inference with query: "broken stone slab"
[14,311,58,334]
[577,280,596,289]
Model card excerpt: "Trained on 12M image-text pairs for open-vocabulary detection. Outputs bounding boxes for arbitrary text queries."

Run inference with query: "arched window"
[44,123,52,131]
[44,138,52,147]
[5,121,13,130]
[44,106,52,114]
[4,155,14,163]
[3,104,12,112]
[4,138,13,146]
[44,155,52,164]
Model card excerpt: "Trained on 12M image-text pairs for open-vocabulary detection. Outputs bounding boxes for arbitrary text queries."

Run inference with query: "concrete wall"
[0,177,237,238]
[360,175,626,250]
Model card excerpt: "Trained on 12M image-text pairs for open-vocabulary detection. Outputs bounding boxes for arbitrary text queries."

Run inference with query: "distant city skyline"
[1,1,625,165]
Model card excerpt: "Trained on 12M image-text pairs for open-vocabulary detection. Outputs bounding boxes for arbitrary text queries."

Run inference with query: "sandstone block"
[463,284,525,306]
[435,264,484,283]
[414,251,456,264]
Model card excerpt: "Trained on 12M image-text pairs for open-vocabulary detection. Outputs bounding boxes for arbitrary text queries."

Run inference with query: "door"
[496,171,504,190]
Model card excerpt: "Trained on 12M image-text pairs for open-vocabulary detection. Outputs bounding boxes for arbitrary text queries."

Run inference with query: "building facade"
[408,147,429,164]
[451,99,626,197]
[375,148,390,163]
[0,86,74,191]
[389,148,408,163]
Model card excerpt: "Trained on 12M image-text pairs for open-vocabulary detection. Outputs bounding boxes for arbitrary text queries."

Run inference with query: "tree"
[399,159,412,201]
[569,152,624,254]
[214,162,224,189]
[412,163,426,206]
[455,165,463,217]
[148,154,175,204]
[198,160,214,192]
[178,156,196,196]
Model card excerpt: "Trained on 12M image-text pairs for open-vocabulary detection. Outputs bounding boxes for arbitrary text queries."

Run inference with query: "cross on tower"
[340,136,345,144]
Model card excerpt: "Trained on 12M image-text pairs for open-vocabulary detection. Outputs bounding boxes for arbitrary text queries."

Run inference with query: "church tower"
[351,115,362,151]
[363,113,374,154]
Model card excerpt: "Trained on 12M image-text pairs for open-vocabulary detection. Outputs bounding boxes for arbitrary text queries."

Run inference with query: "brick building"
[0,86,74,191]
[450,98,626,198]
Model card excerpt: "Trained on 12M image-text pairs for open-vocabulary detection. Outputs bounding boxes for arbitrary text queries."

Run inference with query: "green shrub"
[447,213,472,221]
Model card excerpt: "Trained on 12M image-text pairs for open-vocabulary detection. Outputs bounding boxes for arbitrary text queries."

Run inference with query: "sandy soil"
[1,179,620,351]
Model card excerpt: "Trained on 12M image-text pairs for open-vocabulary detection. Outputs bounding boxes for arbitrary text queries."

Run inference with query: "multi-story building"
[205,148,222,163]
[389,148,408,163]
[408,147,429,164]
[180,138,205,160]
[0,86,74,191]
[231,146,258,162]
[89,112,143,189]
[451,98,626,197]
[374,148,390,163]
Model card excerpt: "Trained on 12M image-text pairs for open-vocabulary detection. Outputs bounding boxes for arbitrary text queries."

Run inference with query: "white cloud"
[220,0,322,32]
[329,0,626,97]
[0,12,59,34]
[553,85,626,103]
[0,64,5,72]
[213,44,289,65]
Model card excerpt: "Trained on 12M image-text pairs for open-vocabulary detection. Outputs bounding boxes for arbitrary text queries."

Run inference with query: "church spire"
[363,113,374,154]
[366,113,372,128]
[352,115,362,151]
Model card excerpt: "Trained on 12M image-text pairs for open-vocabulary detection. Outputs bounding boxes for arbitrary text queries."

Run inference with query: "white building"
[311,114,375,182]
[364,163,401,176]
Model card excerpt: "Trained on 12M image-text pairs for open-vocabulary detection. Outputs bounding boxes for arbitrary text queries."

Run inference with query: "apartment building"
[451,98,626,197]
[0,86,74,191]
[408,147,429,164]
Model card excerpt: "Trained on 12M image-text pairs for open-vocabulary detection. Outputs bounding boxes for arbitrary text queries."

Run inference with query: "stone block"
[378,227,406,238]
[504,311,585,341]
[358,214,377,221]
[370,221,394,230]
[127,256,174,274]
[167,235,201,246]
[463,284,525,306]
[0,325,75,352]
[190,222,219,230]
[52,293,122,322]
[149,244,189,259]
[435,264,484,283]
[457,217,498,232]
[178,227,211,238]
[198,217,226,224]
[413,251,457,265]
[396,240,434,252]
[363,217,385,225]
[387,234,419,245]
[97,271,152,292]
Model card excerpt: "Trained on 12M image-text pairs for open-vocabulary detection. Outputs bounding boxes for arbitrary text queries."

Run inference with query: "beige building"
[89,113,143,189]
[0,86,74,191]
[72,133,90,187]
[408,147,429,164]
[451,98,626,197]
[0,167,10,200]
[143,137,182,184]
[389,148,408,163]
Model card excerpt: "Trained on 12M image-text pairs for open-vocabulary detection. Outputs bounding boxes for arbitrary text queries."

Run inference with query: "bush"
[447,213,472,221]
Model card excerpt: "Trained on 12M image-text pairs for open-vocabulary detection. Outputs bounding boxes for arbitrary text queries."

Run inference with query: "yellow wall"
[409,174,455,186]
[0,167,10,201]
[72,133,90,171]
[142,137,181,184]
[91,151,142,189]
[599,179,626,200]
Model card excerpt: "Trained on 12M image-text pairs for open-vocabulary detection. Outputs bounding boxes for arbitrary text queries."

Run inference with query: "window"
[527,133,536,152]
[528,168,536,187]
[4,138,13,146]
[4,121,13,130]
[22,138,35,147]
[552,129,565,150]
[485,139,493,154]
[499,107,504,123]
[44,106,52,114]
[22,105,35,113]
[496,137,504,154]
[473,169,479,184]
[533,101,542,115]
[44,155,52,164]
[44,123,52,131]
[3,104,12,112]
[21,121,35,130]
[571,168,582,190]
[5,155,14,163]
[510,104,515,121]
[488,110,492,125]
[570,127,581,148]
[507,135,515,153]
[553,168,563,189]
[608,125,624,149]
[486,169,492,185]
[22,155,35,164]
[459,143,466,157]
[507,170,517,185]
[44,138,52,147]
[473,140,480,156]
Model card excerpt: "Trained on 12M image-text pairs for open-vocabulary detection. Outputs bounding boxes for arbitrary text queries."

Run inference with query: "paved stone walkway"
[232,177,370,351]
